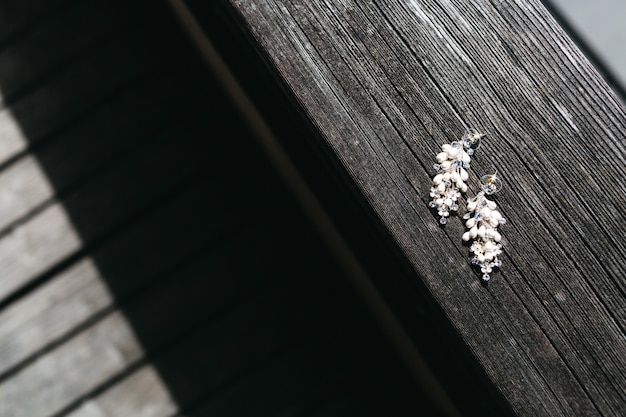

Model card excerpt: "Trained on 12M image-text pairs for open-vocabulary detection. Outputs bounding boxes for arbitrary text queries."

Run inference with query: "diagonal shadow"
[0,1,445,416]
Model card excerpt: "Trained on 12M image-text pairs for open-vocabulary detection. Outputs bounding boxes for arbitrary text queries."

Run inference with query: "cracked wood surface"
[224,1,626,415]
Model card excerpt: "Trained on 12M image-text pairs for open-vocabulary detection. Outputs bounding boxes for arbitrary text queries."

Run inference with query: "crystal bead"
[499,218,507,225]
[471,258,479,265]
[463,213,471,219]
[439,217,447,225]
[481,200,488,206]
[451,204,459,211]
[433,163,440,170]
[451,141,459,148]
[429,201,436,208]
[494,259,502,267]
[467,148,474,155]
[482,274,490,281]
[475,213,482,220]
[445,181,451,187]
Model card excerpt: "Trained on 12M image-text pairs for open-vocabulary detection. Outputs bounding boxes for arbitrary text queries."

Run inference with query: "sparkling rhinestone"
[429,201,436,208]
[451,141,459,148]
[439,217,447,225]
[445,181,451,186]
[482,236,489,241]
[482,274,490,281]
[433,163,440,170]
[481,200,488,206]
[494,259,502,267]
[463,162,470,169]
[463,213,471,219]
[467,148,475,155]
[471,258,479,265]
[475,213,482,220]
[499,218,507,225]
[451,204,459,211]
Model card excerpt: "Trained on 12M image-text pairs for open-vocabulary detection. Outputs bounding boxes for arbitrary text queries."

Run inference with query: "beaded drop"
[429,130,483,224]
[462,174,506,281]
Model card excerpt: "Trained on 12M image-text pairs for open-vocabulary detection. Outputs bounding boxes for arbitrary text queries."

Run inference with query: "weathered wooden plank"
[63,292,363,417]
[64,366,177,417]
[0,200,296,378]
[0,273,333,417]
[0,58,213,235]
[220,0,626,415]
[0,311,143,417]
[0,258,110,377]
[131,275,349,412]
[0,108,228,303]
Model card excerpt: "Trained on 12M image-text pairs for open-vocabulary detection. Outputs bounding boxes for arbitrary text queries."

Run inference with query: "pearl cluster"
[429,131,482,224]
[462,176,506,281]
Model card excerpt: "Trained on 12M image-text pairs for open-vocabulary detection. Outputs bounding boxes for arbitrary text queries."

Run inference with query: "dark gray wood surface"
[0,0,440,416]
[223,1,626,416]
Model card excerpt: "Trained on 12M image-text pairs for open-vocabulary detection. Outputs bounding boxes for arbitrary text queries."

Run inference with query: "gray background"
[549,0,626,87]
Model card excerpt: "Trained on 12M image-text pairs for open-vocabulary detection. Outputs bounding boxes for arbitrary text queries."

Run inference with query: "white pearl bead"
[466,218,476,228]
[440,161,451,170]
[460,183,468,193]
[443,172,451,181]
[436,198,444,205]
[478,225,486,237]
[481,207,491,218]
[437,183,446,193]
[491,210,502,221]
[447,148,459,158]
[462,151,471,163]
[494,232,502,242]
[444,198,453,207]
[462,232,470,241]
[433,174,443,185]
[460,168,469,181]
[477,254,486,263]
[467,201,477,211]
[442,144,452,153]
[436,152,448,163]
[489,218,499,227]
[469,226,478,238]
[487,201,497,210]
[451,172,460,182]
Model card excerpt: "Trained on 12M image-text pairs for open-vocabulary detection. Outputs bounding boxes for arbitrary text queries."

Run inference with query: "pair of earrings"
[429,130,506,282]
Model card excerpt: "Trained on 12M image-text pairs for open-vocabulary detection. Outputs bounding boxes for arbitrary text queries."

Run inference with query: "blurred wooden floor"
[0,1,440,416]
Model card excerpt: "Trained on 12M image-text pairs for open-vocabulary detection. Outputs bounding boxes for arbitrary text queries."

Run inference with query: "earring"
[462,173,506,281]
[429,130,484,224]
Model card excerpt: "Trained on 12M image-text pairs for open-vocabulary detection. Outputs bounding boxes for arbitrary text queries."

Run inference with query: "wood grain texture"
[225,0,626,415]
[64,366,178,417]
[0,110,217,302]
[0,312,144,417]
[0,59,212,236]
